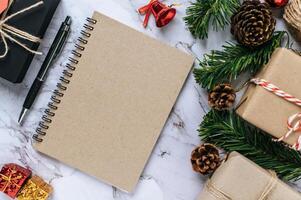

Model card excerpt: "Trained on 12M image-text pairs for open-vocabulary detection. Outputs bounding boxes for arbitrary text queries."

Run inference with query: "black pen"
[18,16,72,124]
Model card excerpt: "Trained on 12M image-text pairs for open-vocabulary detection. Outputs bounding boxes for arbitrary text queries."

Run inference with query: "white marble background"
[0,0,300,199]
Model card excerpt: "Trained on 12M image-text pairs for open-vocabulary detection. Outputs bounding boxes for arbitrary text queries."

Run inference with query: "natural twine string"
[206,171,277,200]
[258,171,277,200]
[206,180,231,200]
[0,0,43,59]
[284,0,301,28]
[284,0,301,41]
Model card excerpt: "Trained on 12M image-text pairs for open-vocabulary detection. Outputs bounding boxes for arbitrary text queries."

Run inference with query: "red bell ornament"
[138,0,176,28]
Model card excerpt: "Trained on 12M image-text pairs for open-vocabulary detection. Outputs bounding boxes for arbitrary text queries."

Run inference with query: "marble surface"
[0,0,300,199]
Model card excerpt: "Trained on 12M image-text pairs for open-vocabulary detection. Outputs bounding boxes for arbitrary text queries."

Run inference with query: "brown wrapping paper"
[236,48,301,146]
[198,152,301,200]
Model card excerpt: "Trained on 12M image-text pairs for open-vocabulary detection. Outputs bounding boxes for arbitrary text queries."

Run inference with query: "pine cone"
[191,144,220,175]
[231,0,276,47]
[208,83,236,111]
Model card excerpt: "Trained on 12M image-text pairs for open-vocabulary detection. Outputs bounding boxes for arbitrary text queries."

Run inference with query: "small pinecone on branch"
[231,0,276,47]
[208,83,236,111]
[191,144,220,175]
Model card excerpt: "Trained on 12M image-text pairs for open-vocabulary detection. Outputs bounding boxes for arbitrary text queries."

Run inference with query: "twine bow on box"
[251,78,301,150]
[206,170,277,200]
[0,0,43,59]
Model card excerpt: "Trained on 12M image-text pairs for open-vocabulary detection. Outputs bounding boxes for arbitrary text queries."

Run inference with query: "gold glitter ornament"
[17,175,53,200]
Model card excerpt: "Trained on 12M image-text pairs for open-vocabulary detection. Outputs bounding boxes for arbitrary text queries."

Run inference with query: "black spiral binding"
[33,17,98,142]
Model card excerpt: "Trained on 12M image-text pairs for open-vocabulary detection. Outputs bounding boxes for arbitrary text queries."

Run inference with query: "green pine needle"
[184,0,240,39]
[194,31,287,90]
[199,110,301,181]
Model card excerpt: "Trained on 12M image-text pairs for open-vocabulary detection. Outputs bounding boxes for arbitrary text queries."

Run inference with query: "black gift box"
[0,0,60,83]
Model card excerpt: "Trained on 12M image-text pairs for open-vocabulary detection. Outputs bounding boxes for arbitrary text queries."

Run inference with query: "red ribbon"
[138,0,158,28]
[138,0,176,28]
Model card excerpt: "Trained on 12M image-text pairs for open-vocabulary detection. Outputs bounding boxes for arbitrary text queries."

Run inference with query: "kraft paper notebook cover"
[34,11,194,192]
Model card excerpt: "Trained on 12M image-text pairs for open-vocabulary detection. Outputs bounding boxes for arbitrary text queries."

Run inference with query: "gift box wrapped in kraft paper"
[236,48,301,149]
[198,152,301,200]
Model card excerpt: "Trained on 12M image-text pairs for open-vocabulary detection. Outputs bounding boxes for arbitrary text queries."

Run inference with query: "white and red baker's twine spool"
[250,78,301,150]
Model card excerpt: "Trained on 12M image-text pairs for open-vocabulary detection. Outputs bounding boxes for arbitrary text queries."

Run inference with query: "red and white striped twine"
[250,78,301,150]
[251,78,301,106]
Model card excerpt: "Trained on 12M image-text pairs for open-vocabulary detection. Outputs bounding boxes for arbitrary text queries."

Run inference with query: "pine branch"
[199,110,301,181]
[184,0,240,39]
[194,31,287,90]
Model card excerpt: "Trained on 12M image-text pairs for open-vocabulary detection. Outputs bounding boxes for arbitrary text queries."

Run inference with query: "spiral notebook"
[34,11,194,192]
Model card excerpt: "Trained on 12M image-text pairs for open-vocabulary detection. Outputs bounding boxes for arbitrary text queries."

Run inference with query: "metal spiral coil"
[33,17,98,142]
[75,44,85,51]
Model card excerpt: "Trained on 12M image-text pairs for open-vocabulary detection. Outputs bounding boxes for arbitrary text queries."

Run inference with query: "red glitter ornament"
[0,164,31,198]
[266,0,289,8]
